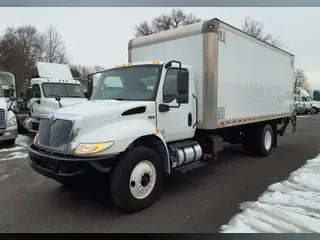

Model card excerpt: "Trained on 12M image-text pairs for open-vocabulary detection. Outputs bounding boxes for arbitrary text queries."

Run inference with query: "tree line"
[0,25,105,94]
[0,9,308,94]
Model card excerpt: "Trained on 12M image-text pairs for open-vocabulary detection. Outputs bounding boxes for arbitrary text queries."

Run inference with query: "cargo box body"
[128,18,294,130]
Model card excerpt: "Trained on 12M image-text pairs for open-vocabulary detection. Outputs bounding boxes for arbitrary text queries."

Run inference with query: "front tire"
[311,107,318,114]
[3,138,16,146]
[110,146,164,213]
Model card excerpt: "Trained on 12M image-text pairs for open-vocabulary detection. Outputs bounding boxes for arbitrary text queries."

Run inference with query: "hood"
[53,100,155,128]
[49,97,88,108]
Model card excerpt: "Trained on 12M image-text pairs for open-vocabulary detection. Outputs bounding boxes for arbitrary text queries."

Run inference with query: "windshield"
[91,65,162,101]
[42,83,85,98]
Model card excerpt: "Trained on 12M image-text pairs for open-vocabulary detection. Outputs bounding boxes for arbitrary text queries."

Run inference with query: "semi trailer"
[28,18,296,212]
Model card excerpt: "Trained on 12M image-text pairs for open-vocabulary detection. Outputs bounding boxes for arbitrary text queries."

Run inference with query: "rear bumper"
[28,144,117,181]
[0,127,18,140]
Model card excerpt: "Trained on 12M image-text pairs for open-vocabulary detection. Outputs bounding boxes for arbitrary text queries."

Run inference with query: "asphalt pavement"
[0,115,319,233]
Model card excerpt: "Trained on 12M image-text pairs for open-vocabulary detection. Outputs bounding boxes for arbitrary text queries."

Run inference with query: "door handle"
[188,113,192,126]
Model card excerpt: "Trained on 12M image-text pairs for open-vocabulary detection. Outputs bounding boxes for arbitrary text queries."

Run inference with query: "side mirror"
[87,79,93,99]
[55,97,61,102]
[9,88,14,97]
[26,88,33,99]
[176,71,189,104]
[177,71,189,94]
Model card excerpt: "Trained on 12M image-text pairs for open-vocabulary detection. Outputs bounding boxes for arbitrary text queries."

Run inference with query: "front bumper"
[0,126,18,140]
[28,144,117,181]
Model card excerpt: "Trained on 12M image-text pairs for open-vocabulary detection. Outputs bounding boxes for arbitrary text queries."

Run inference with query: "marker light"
[128,62,133,66]
[121,64,126,67]
[208,24,214,29]
[115,65,120,68]
[75,142,114,155]
[153,61,160,64]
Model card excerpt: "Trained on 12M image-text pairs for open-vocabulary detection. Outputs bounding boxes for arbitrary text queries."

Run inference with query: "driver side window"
[32,84,41,98]
[163,68,188,103]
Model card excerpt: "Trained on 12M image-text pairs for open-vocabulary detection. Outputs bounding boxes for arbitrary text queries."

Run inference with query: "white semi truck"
[22,62,88,133]
[0,71,18,145]
[28,18,296,212]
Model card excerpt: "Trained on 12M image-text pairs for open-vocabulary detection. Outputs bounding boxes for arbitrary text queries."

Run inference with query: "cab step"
[176,161,208,173]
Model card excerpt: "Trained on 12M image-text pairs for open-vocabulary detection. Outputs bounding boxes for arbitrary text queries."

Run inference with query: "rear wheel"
[243,123,274,157]
[110,146,164,213]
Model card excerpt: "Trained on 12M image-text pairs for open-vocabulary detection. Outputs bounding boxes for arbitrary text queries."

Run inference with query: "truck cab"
[22,62,88,132]
[0,71,18,146]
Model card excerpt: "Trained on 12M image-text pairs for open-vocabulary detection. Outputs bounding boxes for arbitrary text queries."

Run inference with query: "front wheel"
[311,107,318,114]
[110,146,164,213]
[3,138,16,146]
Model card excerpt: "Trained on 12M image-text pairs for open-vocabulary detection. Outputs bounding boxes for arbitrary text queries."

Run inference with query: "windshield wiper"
[46,95,62,98]
[68,95,84,98]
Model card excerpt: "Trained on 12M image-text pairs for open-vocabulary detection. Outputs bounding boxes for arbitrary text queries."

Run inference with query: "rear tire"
[256,124,274,157]
[110,146,164,213]
[243,123,274,157]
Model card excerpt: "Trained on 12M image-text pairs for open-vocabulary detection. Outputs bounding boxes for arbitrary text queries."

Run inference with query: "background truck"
[296,89,312,114]
[21,62,88,133]
[0,71,18,145]
[28,18,296,213]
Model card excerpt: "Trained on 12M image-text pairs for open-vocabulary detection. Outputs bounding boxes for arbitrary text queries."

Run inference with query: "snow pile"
[220,154,320,233]
[0,151,29,162]
[15,134,31,148]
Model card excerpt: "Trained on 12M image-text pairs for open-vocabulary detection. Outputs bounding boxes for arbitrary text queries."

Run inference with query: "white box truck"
[27,18,296,212]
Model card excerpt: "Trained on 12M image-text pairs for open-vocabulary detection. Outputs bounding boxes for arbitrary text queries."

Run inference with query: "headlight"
[75,142,114,155]
[7,116,17,127]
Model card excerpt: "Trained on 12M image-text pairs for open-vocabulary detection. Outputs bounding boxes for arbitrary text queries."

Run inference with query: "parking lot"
[0,114,319,233]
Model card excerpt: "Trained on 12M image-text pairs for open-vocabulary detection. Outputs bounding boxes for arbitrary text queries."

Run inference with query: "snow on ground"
[0,152,29,162]
[220,154,320,233]
[0,134,31,162]
[15,134,31,148]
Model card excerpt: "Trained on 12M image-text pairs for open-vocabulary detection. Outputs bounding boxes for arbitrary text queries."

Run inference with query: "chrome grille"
[0,109,5,129]
[37,118,73,150]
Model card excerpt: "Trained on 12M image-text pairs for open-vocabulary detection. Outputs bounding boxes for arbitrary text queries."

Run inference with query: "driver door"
[156,67,195,142]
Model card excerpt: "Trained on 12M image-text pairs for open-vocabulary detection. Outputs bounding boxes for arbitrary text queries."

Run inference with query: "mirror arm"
[169,103,181,108]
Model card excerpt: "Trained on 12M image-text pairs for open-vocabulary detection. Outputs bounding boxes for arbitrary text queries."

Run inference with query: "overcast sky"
[0,7,319,89]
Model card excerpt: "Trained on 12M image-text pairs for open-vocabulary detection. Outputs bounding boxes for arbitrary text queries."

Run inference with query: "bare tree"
[0,25,43,93]
[69,64,105,79]
[294,69,308,94]
[133,8,201,37]
[40,25,68,64]
[242,16,286,49]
